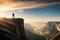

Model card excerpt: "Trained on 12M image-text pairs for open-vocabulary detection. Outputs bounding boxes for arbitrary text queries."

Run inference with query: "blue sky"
[20,4,60,18]
[11,4,60,22]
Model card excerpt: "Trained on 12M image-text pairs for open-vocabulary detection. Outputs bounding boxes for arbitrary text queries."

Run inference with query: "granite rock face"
[0,18,26,40]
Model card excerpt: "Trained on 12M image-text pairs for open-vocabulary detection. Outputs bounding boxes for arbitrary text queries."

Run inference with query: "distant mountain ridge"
[40,22,60,38]
[24,22,60,39]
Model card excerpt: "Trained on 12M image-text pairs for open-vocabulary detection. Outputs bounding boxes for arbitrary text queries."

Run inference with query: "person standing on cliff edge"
[12,13,14,18]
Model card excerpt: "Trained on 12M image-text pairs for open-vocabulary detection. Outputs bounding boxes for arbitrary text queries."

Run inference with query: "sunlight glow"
[0,12,5,17]
[0,12,7,17]
[0,7,10,11]
[0,14,3,17]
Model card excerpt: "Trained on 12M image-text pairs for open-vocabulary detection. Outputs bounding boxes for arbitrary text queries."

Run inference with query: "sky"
[0,0,60,23]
